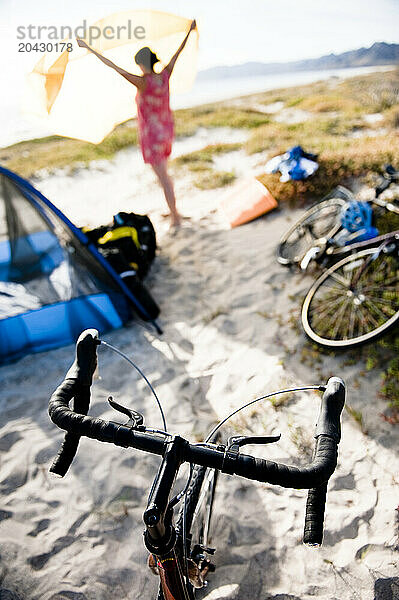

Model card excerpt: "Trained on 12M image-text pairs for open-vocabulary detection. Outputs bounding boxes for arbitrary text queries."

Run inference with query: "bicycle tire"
[277,197,347,266]
[302,247,399,348]
[174,464,219,597]
[188,466,218,551]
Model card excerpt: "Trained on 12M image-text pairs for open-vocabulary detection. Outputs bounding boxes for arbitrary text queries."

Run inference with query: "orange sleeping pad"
[220,177,278,228]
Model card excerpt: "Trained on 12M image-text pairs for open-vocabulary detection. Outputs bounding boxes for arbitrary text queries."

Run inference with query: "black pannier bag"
[83,212,156,279]
[82,212,159,321]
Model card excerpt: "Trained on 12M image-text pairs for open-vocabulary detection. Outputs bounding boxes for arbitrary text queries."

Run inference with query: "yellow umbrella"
[24,10,198,144]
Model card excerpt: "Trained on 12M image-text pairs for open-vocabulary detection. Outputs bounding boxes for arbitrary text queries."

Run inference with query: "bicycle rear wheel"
[277,197,346,266]
[302,247,399,348]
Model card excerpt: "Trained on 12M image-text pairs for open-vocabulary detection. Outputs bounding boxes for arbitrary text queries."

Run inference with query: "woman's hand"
[189,19,197,32]
[76,38,89,49]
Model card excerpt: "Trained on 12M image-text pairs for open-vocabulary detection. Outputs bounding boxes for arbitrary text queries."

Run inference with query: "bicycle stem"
[144,436,187,554]
[143,436,193,600]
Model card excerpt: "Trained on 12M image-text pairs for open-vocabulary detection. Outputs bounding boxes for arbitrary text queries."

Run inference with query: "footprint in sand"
[0,469,28,495]
[0,590,23,600]
[179,245,193,257]
[27,518,50,537]
[0,510,13,522]
[34,444,59,465]
[47,593,88,600]
[27,535,76,571]
[27,514,90,570]
[0,431,22,452]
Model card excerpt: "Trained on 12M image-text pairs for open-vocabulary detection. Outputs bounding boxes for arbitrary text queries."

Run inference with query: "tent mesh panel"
[0,173,128,319]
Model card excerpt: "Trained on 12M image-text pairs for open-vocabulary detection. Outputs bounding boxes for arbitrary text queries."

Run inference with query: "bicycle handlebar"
[375,164,399,198]
[48,330,346,546]
[49,329,99,477]
[376,177,392,197]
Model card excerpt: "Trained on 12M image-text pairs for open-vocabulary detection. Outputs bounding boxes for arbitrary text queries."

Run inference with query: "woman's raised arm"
[76,38,144,89]
[164,19,196,76]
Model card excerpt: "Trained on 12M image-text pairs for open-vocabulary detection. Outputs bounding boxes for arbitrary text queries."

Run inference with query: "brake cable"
[100,340,167,432]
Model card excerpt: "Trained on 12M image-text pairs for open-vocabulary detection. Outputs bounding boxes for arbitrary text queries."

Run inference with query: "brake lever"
[108,396,146,430]
[222,434,281,475]
[226,435,281,450]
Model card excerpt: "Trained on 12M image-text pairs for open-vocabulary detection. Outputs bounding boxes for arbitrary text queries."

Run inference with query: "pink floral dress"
[136,70,174,165]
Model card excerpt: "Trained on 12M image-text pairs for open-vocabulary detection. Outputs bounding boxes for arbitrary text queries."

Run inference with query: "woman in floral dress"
[78,19,196,227]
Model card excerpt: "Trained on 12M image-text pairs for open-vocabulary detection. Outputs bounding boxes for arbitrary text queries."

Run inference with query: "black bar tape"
[65,329,99,384]
[49,379,121,444]
[49,383,91,477]
[49,329,100,476]
[303,483,328,546]
[49,379,166,456]
[302,377,345,545]
[315,377,345,442]
[230,436,338,488]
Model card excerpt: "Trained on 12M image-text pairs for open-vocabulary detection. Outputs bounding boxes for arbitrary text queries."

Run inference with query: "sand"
[1,128,398,600]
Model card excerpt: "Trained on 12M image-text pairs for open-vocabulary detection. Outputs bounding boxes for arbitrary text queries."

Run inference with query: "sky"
[1,0,399,73]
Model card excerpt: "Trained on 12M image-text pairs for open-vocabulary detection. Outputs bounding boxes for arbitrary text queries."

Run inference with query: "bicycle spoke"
[362,275,399,292]
[368,295,398,314]
[362,283,399,294]
[310,304,347,330]
[331,298,352,339]
[363,298,393,322]
[358,304,381,330]
[365,294,398,309]
[356,305,369,336]
[348,305,357,340]
[369,301,396,318]
[332,304,350,340]
[309,291,345,312]
[328,271,351,288]
[310,295,345,314]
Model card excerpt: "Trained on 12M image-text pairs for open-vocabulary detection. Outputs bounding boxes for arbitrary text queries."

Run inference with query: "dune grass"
[174,106,271,136]
[1,124,138,178]
[171,143,241,189]
[172,143,242,166]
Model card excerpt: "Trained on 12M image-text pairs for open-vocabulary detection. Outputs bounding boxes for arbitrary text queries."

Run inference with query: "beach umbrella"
[24,10,198,144]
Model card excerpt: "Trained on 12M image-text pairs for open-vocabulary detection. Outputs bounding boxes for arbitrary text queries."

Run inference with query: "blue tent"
[0,166,159,364]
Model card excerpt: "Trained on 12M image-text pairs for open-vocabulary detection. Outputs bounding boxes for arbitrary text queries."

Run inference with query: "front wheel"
[301,247,399,348]
[277,196,347,266]
[175,464,219,597]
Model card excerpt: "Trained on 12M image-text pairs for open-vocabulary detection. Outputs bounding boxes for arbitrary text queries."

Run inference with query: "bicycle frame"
[301,228,399,272]
[151,550,190,600]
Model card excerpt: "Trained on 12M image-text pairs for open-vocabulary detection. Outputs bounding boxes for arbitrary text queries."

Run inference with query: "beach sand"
[1,130,398,600]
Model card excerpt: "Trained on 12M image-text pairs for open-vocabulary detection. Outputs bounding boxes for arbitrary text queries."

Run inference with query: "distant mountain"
[197,42,399,81]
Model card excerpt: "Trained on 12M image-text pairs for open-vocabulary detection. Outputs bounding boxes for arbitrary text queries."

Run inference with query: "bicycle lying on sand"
[276,164,399,269]
[277,166,399,348]
[49,329,346,599]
